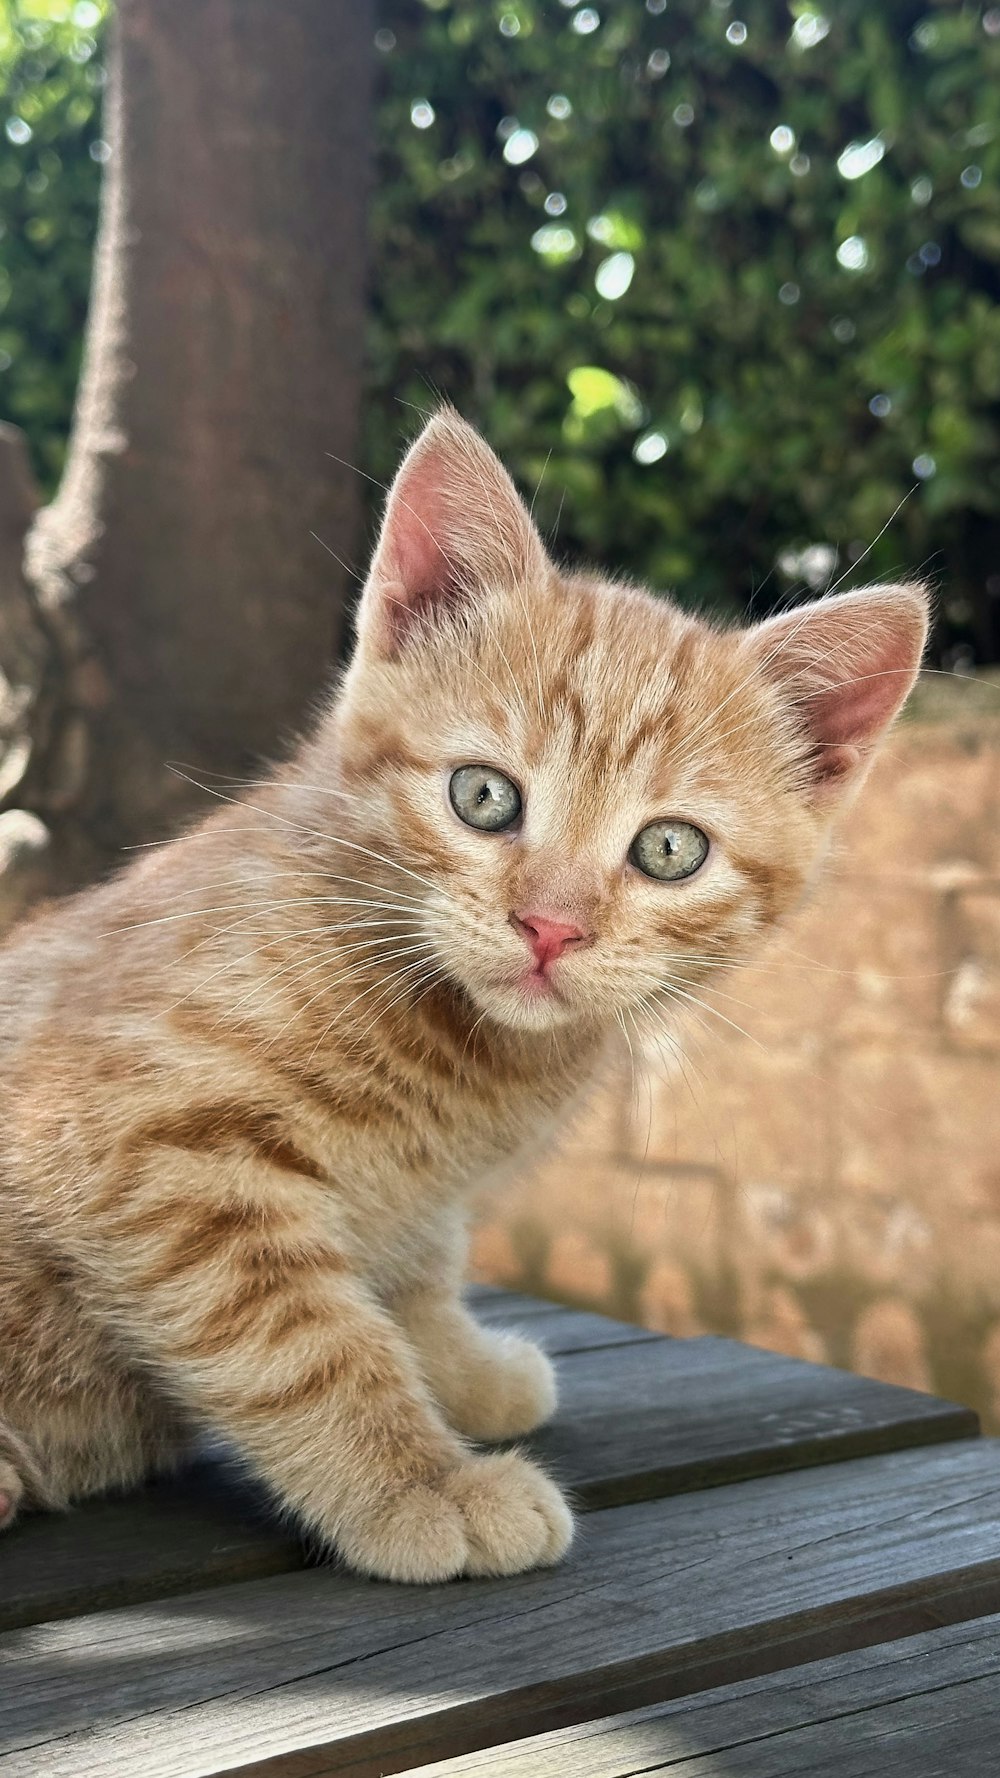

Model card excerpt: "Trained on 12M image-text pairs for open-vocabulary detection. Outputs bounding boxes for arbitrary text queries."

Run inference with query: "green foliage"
[3,0,1000,660]
[370,0,1000,660]
[0,0,105,490]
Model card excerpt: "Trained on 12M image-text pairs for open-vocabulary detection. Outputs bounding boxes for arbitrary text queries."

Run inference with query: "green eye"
[630,819,709,882]
[449,765,522,832]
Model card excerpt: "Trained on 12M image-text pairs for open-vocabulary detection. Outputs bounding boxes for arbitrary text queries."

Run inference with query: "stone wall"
[471,683,1000,1430]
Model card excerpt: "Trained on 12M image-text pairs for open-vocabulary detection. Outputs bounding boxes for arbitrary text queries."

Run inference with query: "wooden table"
[3,1286,1000,1776]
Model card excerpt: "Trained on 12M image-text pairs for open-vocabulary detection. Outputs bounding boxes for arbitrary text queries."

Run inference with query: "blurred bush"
[3,0,1000,659]
[370,0,1000,661]
[0,0,104,490]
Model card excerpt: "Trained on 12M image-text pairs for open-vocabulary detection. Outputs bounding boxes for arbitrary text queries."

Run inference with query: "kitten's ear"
[742,583,930,801]
[356,407,549,658]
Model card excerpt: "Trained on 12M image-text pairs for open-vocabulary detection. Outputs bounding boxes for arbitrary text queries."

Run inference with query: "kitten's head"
[326,410,927,1035]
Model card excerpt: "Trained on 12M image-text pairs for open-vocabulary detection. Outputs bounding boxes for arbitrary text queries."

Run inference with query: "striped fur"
[0,411,928,1578]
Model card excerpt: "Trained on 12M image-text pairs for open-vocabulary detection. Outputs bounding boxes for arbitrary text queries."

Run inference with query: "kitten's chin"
[463,975,583,1034]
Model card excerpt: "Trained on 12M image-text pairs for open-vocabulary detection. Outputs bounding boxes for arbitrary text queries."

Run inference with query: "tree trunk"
[0,0,372,923]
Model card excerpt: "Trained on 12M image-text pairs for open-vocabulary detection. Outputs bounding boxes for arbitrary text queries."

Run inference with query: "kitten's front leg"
[101,1185,570,1583]
[394,1249,558,1442]
[399,1288,557,1441]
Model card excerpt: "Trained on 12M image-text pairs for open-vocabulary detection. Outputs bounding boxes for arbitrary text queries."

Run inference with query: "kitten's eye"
[630,819,709,882]
[449,765,522,832]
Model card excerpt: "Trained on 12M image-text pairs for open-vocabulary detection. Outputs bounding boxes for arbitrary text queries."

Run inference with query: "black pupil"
[477,783,492,805]
[661,833,675,854]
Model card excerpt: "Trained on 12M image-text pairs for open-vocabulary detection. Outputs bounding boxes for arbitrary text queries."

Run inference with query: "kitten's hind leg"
[0,1418,64,1530]
[0,1461,23,1529]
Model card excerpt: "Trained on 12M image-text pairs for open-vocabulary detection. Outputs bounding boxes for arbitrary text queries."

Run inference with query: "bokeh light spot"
[634,431,668,464]
[836,235,869,271]
[531,225,578,261]
[503,128,539,165]
[594,251,635,299]
[837,137,885,181]
[791,12,830,48]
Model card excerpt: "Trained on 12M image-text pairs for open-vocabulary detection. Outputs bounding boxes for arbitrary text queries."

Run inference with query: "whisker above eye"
[164,765,445,900]
[166,767,362,803]
[103,895,424,939]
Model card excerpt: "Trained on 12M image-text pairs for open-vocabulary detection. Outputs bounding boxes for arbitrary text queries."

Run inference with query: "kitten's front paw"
[443,1333,558,1442]
[338,1450,572,1584]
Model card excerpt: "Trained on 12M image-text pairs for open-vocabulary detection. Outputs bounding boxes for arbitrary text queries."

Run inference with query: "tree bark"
[0,0,372,919]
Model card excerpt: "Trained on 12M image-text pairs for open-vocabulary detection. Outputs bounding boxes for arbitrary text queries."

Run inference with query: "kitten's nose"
[510,910,590,970]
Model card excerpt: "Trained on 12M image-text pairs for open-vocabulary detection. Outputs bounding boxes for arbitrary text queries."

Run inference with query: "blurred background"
[1,0,999,1422]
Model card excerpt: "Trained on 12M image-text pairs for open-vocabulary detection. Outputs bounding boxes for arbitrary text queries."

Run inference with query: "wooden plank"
[0,1319,977,1632]
[473,1298,663,1355]
[0,1456,303,1634]
[464,1287,566,1322]
[529,1334,979,1507]
[467,1290,660,1350]
[407,1612,1000,1775]
[5,1439,1000,1777]
[0,1300,644,1634]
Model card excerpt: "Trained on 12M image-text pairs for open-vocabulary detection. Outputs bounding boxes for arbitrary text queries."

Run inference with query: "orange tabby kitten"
[0,411,927,1581]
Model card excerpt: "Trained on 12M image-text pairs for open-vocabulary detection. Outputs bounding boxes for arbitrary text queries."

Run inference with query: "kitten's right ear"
[741,582,930,802]
[355,407,549,658]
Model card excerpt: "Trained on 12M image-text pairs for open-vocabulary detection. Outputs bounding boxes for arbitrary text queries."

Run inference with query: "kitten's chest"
[311,1044,586,1236]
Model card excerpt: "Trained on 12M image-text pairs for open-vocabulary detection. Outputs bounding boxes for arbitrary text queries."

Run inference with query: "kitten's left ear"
[356,407,549,658]
[742,583,930,801]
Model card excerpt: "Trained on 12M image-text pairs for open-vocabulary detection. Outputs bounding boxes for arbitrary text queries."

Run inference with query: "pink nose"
[511,911,589,970]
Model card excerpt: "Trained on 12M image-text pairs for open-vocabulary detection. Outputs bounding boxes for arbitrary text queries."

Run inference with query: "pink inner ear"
[747,585,929,797]
[801,644,918,747]
[377,460,464,628]
[361,408,548,658]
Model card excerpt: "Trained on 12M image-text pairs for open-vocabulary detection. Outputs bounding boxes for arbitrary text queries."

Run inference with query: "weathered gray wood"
[0,1305,977,1632]
[530,1333,978,1507]
[532,1312,662,1356]
[465,1285,545,1310]
[471,1295,663,1355]
[409,1612,1000,1775]
[465,1288,568,1324]
[0,1458,302,1634]
[4,1439,1000,1777]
